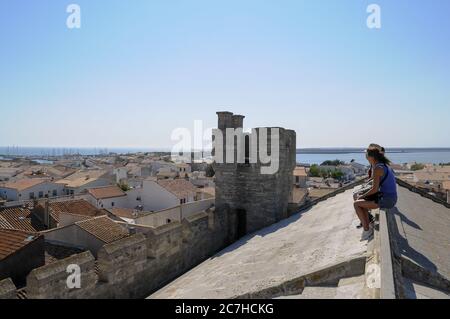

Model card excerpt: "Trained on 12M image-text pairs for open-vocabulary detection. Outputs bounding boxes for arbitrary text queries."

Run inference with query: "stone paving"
[150,189,368,299]
[392,186,450,282]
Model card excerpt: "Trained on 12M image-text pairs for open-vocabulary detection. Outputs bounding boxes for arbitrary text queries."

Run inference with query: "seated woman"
[353,143,385,228]
[354,146,398,240]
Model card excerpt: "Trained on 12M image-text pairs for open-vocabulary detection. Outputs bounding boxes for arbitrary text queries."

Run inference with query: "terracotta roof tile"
[56,170,109,188]
[0,229,40,260]
[87,186,126,199]
[43,199,105,222]
[157,179,198,199]
[293,167,307,177]
[1,178,50,191]
[442,181,450,191]
[0,206,45,232]
[75,216,129,243]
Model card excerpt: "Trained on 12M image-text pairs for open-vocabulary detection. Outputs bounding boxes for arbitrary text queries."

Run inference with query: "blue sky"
[1,0,449,148]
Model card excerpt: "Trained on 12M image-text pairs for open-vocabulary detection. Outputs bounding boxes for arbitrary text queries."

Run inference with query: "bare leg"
[354,200,379,231]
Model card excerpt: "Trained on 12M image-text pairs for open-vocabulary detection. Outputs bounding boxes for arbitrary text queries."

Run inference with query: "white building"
[56,169,113,195]
[0,178,65,201]
[176,163,192,178]
[293,166,308,188]
[349,162,368,176]
[87,185,127,209]
[127,178,201,212]
[114,167,128,183]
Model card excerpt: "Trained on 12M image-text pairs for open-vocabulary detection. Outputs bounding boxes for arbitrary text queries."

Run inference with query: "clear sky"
[1,0,449,149]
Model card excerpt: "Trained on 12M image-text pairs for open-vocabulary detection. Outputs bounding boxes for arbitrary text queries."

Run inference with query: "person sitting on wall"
[353,143,385,229]
[353,145,398,240]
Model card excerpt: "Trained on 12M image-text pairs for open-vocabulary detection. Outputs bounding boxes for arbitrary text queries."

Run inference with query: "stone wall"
[214,112,296,235]
[0,235,45,287]
[134,198,215,227]
[0,278,16,299]
[2,205,232,299]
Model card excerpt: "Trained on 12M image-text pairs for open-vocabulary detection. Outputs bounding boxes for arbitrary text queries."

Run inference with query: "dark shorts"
[378,195,397,209]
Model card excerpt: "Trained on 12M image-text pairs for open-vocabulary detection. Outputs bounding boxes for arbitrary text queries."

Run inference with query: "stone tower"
[213,111,296,238]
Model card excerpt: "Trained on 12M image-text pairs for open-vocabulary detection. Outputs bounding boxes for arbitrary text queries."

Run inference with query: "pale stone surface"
[393,187,450,280]
[282,286,337,299]
[0,278,16,299]
[403,278,450,299]
[275,275,370,299]
[336,275,370,299]
[150,189,368,299]
[389,186,450,294]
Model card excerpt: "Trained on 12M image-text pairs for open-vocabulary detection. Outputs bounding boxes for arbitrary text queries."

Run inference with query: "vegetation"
[320,159,345,166]
[309,164,344,180]
[410,163,425,171]
[118,182,130,192]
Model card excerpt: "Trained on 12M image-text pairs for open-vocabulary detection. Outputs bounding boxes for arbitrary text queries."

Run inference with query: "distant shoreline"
[296,148,450,154]
[1,146,450,157]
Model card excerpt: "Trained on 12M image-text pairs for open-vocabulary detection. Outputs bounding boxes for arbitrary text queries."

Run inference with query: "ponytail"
[367,147,391,165]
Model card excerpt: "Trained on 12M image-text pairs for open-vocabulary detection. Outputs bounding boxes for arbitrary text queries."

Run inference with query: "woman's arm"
[358,167,383,199]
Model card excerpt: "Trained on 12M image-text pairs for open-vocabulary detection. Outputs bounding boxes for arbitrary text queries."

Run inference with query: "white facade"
[60,178,111,195]
[87,193,128,210]
[177,164,192,178]
[131,180,179,211]
[114,167,128,183]
[0,181,65,201]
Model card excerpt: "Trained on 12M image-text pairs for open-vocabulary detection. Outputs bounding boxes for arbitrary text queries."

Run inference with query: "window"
[245,135,250,164]
[52,190,57,197]
[111,202,115,207]
[38,191,44,198]
[167,219,172,224]
[29,192,35,200]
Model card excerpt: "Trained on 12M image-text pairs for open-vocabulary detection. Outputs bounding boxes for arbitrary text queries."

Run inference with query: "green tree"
[309,164,321,177]
[117,182,130,192]
[331,169,344,180]
[321,159,345,166]
[410,163,425,171]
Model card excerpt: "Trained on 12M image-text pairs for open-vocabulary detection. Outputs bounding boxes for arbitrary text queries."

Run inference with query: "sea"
[296,151,450,165]
[1,147,450,166]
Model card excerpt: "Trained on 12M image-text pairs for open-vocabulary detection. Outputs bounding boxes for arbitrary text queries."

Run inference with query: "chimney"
[232,115,245,129]
[216,111,234,130]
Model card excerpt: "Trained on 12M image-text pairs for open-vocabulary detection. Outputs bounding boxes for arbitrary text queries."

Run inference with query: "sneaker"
[360,228,374,241]
[356,213,375,229]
